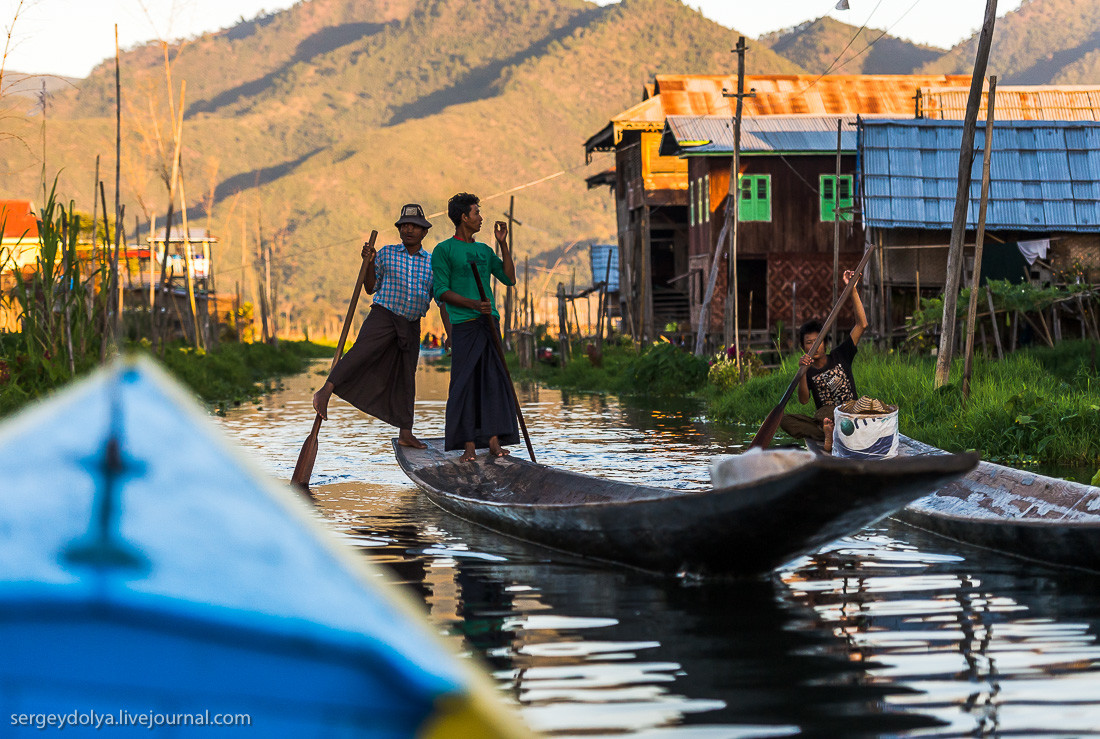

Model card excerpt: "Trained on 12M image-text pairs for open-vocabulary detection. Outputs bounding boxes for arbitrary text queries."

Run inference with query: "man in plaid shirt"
[312,204,449,448]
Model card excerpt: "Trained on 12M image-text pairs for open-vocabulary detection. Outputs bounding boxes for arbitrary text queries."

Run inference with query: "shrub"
[621,342,709,396]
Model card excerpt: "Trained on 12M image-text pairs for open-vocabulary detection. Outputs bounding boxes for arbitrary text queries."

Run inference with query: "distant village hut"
[146,228,217,291]
[0,200,42,332]
[0,200,41,285]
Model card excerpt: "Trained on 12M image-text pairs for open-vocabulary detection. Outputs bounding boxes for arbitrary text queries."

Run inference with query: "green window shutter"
[737,175,771,222]
[738,176,753,221]
[703,175,710,221]
[755,176,770,222]
[821,175,854,222]
[820,175,836,222]
[689,179,695,226]
[839,175,854,222]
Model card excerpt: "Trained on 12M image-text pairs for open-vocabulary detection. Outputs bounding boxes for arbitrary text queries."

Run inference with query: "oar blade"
[749,404,786,450]
[290,433,318,493]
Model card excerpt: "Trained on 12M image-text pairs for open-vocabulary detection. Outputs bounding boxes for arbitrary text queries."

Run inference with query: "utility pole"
[502,196,521,350]
[935,0,999,387]
[963,76,997,399]
[693,37,754,358]
[831,118,842,347]
[723,36,752,377]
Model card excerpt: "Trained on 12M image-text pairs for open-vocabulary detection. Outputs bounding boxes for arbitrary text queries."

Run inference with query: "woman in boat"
[432,193,518,462]
[312,204,449,449]
[780,269,869,452]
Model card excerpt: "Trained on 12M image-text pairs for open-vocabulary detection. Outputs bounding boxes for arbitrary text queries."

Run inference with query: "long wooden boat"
[393,439,978,577]
[890,435,1100,573]
[0,359,523,737]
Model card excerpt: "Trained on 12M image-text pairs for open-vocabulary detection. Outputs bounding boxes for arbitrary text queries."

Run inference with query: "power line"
[834,0,927,73]
[796,0,887,95]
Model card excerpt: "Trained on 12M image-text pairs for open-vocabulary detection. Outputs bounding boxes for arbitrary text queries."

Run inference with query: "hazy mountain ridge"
[919,0,1100,83]
[761,16,945,75]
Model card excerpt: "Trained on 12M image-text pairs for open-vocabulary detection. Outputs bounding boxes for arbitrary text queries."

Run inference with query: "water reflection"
[219,362,1100,736]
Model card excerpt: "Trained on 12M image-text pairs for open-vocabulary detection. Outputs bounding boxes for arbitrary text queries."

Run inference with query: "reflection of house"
[0,200,41,279]
[585,74,969,342]
[859,119,1100,333]
[145,228,217,290]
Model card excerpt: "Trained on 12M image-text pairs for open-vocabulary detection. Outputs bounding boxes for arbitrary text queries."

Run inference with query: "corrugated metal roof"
[660,114,864,156]
[589,244,619,292]
[585,74,970,153]
[860,119,1100,232]
[655,74,970,117]
[919,85,1100,121]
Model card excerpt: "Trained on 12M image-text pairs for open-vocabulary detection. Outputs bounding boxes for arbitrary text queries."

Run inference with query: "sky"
[1,0,1025,79]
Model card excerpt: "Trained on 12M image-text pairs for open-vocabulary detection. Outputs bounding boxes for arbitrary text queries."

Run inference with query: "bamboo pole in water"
[176,167,202,349]
[963,77,997,400]
[62,213,75,376]
[112,25,122,348]
[156,82,186,354]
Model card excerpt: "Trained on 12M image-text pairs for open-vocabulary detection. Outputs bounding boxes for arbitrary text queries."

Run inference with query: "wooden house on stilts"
[584,74,969,346]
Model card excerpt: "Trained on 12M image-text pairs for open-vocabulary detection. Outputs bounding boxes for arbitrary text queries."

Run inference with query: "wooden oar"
[469,262,537,463]
[291,230,378,492]
[749,243,879,450]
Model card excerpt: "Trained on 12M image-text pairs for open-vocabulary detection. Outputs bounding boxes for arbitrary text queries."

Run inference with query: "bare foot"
[312,386,332,420]
[398,430,427,449]
[822,419,834,454]
[488,436,510,458]
[459,443,477,463]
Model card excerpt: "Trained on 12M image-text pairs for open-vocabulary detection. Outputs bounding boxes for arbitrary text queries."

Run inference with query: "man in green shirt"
[432,192,518,462]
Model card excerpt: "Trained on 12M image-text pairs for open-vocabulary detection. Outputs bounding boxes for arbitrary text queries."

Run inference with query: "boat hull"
[891,436,1100,572]
[394,439,977,577]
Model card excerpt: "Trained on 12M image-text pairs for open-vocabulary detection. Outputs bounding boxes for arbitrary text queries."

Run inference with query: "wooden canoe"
[0,359,523,737]
[890,435,1100,573]
[393,438,978,577]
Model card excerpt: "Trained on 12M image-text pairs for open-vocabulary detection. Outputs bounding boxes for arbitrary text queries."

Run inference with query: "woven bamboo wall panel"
[769,254,860,330]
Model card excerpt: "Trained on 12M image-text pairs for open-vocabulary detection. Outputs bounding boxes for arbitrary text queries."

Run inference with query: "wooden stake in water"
[962,76,997,399]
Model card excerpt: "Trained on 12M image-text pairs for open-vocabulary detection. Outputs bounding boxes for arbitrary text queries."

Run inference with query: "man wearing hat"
[312,203,447,449]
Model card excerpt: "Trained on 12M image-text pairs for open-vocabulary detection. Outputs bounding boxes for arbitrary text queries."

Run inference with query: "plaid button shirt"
[371,244,434,320]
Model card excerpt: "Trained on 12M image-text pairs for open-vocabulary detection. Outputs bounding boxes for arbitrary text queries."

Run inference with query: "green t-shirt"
[431,237,515,324]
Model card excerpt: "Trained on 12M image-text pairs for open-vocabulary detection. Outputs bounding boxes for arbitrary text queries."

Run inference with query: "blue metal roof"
[589,244,619,292]
[860,119,1100,232]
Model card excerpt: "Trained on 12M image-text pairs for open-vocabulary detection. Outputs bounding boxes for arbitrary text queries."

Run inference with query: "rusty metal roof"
[586,75,971,154]
[860,119,1100,232]
[660,114,866,156]
[654,74,971,116]
[919,85,1100,121]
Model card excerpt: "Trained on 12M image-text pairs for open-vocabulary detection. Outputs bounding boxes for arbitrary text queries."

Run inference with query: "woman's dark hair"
[799,319,825,346]
[447,192,479,227]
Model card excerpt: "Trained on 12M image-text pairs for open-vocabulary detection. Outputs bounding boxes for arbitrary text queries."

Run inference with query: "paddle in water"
[290,230,379,493]
[749,243,879,450]
[469,261,537,463]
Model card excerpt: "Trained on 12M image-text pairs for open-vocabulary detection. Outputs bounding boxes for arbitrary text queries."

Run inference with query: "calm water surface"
[219,361,1100,737]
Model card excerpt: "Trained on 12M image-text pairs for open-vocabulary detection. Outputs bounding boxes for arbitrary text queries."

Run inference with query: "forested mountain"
[0,0,802,328]
[7,0,1098,331]
[761,16,944,75]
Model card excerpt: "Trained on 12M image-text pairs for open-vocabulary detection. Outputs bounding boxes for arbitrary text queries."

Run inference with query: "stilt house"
[859,118,1100,337]
[585,74,969,344]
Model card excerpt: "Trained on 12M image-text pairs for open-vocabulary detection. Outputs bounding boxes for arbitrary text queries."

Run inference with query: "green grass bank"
[517,340,1100,468]
[0,339,332,418]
